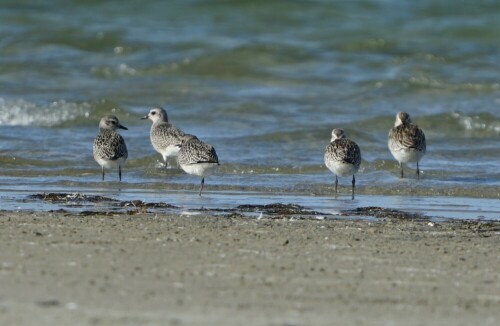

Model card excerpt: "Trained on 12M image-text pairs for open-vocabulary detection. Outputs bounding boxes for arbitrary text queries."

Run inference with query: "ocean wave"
[407,77,500,92]
[0,98,122,127]
[451,112,500,133]
[351,112,500,137]
[0,98,90,127]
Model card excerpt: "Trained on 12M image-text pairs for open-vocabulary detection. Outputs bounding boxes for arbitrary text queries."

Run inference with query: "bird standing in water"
[93,115,128,181]
[177,134,219,196]
[388,112,426,179]
[142,107,185,169]
[324,128,361,200]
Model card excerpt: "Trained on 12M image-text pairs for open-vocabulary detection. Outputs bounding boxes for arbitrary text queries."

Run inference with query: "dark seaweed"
[29,193,119,203]
[29,193,178,211]
[120,200,178,209]
[342,206,425,220]
[236,203,325,216]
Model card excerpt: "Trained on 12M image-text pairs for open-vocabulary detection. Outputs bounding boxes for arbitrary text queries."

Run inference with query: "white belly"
[180,163,218,178]
[160,145,180,161]
[325,161,358,177]
[95,157,126,169]
[390,148,425,163]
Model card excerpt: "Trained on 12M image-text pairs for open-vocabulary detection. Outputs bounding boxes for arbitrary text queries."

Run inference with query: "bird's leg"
[399,162,404,178]
[416,161,420,180]
[101,166,105,181]
[334,175,338,194]
[199,178,205,196]
[119,166,122,182]
[352,175,355,200]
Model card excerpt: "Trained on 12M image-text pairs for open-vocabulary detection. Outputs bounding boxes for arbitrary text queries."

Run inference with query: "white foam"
[0,98,91,127]
[453,112,500,133]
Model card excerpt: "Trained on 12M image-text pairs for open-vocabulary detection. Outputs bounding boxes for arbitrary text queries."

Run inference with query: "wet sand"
[0,211,499,326]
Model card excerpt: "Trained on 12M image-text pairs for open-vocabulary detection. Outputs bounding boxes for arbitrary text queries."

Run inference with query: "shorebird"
[177,134,219,196]
[324,128,361,199]
[388,112,426,179]
[93,115,128,181]
[142,107,185,168]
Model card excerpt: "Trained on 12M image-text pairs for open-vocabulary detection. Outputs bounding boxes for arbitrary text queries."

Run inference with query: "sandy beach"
[0,210,499,326]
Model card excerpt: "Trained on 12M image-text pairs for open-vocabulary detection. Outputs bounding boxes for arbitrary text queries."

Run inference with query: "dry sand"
[0,211,499,325]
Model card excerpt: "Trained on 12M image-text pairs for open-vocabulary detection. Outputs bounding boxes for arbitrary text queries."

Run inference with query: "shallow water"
[0,1,499,219]
[3,188,500,221]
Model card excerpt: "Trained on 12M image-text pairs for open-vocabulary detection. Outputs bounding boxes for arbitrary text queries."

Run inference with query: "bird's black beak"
[118,124,128,130]
[141,115,148,120]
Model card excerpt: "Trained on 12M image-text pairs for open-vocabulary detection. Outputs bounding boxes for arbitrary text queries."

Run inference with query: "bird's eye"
[151,112,156,115]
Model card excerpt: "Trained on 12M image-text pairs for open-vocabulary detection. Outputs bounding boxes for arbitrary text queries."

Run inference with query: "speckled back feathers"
[388,121,426,153]
[324,138,361,168]
[178,136,219,166]
[93,129,128,161]
[150,121,185,152]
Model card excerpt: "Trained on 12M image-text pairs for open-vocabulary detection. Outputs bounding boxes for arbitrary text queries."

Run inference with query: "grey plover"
[142,107,185,168]
[388,112,426,179]
[324,128,361,199]
[93,115,128,181]
[177,134,219,196]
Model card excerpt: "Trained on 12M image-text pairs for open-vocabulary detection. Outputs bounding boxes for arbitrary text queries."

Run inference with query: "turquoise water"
[0,1,499,219]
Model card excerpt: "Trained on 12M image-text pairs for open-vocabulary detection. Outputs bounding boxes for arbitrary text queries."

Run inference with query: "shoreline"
[1,210,499,325]
[2,191,500,221]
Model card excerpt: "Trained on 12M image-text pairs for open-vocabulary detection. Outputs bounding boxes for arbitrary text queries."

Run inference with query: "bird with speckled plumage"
[388,112,426,179]
[324,128,361,199]
[93,115,128,181]
[177,134,219,196]
[142,107,185,168]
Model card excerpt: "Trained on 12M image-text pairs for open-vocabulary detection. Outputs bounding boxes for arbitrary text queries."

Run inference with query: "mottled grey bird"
[388,112,426,179]
[324,128,361,199]
[142,107,185,168]
[177,134,219,196]
[93,115,128,181]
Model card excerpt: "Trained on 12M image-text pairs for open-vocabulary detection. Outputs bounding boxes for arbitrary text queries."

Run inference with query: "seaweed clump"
[29,193,118,203]
[236,203,325,216]
[120,200,178,209]
[342,206,425,220]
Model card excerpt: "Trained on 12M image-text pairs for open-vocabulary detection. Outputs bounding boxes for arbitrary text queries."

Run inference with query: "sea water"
[0,1,499,219]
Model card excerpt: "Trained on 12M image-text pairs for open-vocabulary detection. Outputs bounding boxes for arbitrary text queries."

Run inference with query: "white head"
[330,128,346,142]
[394,112,411,127]
[142,107,168,123]
[99,115,127,131]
